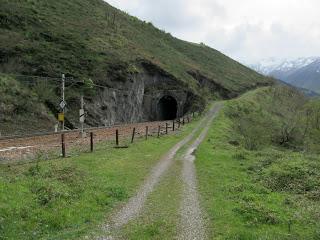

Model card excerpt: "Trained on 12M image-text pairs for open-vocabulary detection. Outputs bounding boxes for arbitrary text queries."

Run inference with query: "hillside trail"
[98,103,222,240]
[179,103,222,240]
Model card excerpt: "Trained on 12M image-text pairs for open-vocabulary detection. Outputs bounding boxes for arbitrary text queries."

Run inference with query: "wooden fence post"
[116,129,119,146]
[157,125,161,138]
[145,126,148,140]
[182,117,185,125]
[166,123,168,134]
[131,127,136,143]
[172,120,175,131]
[90,132,93,152]
[178,119,181,128]
[61,133,66,158]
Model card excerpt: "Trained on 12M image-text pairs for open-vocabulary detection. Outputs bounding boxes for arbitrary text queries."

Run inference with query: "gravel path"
[179,104,222,240]
[98,108,213,239]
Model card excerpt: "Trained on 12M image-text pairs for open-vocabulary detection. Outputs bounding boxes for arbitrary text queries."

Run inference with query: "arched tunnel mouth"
[157,95,178,120]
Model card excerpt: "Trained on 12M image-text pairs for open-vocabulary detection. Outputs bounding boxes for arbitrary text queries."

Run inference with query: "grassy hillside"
[0,0,271,92]
[0,74,57,136]
[224,86,320,151]
[196,86,320,239]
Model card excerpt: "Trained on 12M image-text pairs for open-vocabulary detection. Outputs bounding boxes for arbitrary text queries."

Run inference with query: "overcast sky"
[105,0,320,64]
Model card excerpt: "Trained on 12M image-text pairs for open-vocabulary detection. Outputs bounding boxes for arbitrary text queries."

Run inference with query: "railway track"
[0,118,190,163]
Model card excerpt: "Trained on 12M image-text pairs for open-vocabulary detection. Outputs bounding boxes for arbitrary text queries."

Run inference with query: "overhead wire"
[2,73,186,96]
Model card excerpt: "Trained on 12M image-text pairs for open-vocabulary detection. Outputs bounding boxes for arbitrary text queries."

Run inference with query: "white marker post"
[80,95,86,137]
[61,74,66,131]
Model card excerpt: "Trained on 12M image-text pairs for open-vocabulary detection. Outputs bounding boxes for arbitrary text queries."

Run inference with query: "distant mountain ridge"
[250,57,320,93]
[250,57,319,76]
[276,78,320,98]
[288,59,320,92]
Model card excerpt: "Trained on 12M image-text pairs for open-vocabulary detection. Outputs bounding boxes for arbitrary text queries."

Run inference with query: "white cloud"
[105,0,320,64]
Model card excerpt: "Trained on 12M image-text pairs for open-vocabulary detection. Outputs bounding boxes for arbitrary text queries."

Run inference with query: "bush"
[233,200,280,225]
[226,86,318,152]
[30,180,75,206]
[25,164,85,205]
[260,159,320,200]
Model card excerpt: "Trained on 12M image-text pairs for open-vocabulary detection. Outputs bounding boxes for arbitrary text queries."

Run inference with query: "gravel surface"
[98,110,211,239]
[179,104,222,240]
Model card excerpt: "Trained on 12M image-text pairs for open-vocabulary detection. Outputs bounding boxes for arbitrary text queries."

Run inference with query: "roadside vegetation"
[196,86,320,239]
[0,119,199,240]
[3,82,320,240]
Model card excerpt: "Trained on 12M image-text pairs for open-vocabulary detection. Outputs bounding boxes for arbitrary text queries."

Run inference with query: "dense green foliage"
[196,87,320,239]
[0,0,271,92]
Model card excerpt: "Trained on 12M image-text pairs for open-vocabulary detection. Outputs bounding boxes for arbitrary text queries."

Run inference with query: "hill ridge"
[0,0,272,135]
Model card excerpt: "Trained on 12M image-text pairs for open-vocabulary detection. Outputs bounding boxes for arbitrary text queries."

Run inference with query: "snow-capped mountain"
[249,57,320,93]
[250,57,319,77]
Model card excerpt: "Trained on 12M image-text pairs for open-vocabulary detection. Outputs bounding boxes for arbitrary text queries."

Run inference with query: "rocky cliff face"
[83,63,192,127]
[85,73,145,126]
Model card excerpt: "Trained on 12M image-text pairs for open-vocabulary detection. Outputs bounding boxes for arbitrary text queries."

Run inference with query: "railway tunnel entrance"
[157,95,178,120]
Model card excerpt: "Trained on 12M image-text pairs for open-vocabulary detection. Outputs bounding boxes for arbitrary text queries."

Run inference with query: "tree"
[269,86,307,147]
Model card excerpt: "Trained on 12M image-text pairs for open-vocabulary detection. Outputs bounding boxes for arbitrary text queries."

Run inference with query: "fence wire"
[0,114,198,164]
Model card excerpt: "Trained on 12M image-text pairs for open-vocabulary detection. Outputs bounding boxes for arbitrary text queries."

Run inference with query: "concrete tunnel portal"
[157,95,178,120]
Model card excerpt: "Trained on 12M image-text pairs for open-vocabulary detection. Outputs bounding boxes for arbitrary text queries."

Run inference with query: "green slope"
[196,86,320,239]
[0,0,274,136]
[0,0,271,93]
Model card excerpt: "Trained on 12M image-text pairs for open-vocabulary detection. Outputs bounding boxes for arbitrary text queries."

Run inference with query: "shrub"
[30,180,73,206]
[260,159,320,199]
[226,86,319,152]
[233,200,280,225]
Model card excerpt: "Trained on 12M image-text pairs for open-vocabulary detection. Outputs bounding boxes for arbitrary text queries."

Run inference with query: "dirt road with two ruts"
[98,103,222,240]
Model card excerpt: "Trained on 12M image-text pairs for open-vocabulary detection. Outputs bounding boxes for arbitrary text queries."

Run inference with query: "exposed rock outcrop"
[83,62,193,127]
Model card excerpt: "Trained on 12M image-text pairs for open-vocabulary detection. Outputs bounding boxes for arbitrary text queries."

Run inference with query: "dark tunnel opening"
[157,95,178,120]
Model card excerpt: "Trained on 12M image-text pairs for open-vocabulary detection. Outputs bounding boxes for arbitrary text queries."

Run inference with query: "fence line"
[0,112,200,164]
